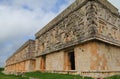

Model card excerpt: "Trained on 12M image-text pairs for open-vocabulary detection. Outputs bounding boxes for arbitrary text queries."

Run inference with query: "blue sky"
[0,0,120,67]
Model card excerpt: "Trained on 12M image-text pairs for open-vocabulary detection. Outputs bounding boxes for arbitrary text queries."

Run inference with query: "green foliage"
[105,75,120,79]
[0,68,4,71]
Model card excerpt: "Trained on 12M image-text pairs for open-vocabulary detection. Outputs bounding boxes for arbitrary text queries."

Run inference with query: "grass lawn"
[0,68,120,79]
[0,72,28,79]
[0,68,28,79]
[105,75,120,79]
[0,68,93,79]
[24,71,93,79]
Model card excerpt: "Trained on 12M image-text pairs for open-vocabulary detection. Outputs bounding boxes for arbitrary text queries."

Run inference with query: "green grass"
[104,75,120,79]
[0,69,93,79]
[0,72,28,79]
[24,71,93,79]
[0,68,93,79]
[0,68,120,79]
[0,68,28,79]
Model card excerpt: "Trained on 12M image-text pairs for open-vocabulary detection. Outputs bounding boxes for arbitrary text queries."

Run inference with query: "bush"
[0,68,4,71]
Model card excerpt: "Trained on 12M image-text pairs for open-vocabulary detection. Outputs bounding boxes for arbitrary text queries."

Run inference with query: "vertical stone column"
[35,57,41,71]
[15,64,17,72]
[86,0,98,36]
[18,63,20,72]
[35,39,39,56]
[16,63,18,72]
[64,52,70,70]
[20,62,22,72]
[23,61,26,72]
[21,62,23,72]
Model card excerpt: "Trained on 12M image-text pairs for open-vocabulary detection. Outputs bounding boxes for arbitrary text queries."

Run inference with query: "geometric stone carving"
[5,0,120,78]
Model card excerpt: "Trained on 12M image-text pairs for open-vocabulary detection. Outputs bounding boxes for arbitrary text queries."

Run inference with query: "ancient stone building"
[5,0,120,78]
[5,40,35,74]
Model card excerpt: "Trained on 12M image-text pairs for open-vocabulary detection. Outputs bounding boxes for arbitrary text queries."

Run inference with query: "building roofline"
[35,0,120,39]
[35,0,88,38]
[6,39,35,62]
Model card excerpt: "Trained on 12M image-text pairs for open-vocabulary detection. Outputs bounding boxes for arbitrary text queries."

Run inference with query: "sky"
[0,0,120,67]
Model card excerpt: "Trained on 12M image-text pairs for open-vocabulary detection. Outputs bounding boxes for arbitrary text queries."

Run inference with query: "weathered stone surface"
[75,41,120,77]
[46,51,64,71]
[35,0,90,57]
[35,0,120,58]
[5,0,120,78]
[5,40,35,73]
[92,0,120,46]
[35,57,41,71]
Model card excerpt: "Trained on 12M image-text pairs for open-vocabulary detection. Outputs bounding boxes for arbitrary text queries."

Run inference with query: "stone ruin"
[4,0,120,78]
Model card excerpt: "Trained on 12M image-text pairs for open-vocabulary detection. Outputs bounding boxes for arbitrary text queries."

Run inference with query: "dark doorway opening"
[68,52,75,70]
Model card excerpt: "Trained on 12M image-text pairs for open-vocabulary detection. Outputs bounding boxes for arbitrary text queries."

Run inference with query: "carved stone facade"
[5,0,120,78]
[5,40,35,73]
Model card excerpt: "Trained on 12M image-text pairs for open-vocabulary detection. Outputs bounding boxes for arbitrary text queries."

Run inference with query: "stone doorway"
[68,51,75,70]
[40,55,46,70]
[65,49,75,70]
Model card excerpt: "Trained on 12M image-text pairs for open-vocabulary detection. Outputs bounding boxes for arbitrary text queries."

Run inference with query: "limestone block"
[46,51,64,70]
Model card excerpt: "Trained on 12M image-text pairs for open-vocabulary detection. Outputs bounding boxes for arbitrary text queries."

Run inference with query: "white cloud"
[0,3,62,44]
[0,0,74,67]
[0,0,58,11]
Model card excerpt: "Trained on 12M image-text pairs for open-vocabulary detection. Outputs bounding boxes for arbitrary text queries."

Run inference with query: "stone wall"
[35,0,94,58]
[5,40,35,73]
[46,51,64,71]
[75,41,120,77]
[25,60,36,72]
[97,42,120,70]
[75,42,92,71]
[87,0,120,46]
[75,41,120,71]
[35,57,41,71]
[4,0,120,77]
[5,61,26,73]
[6,40,35,66]
[35,0,120,58]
